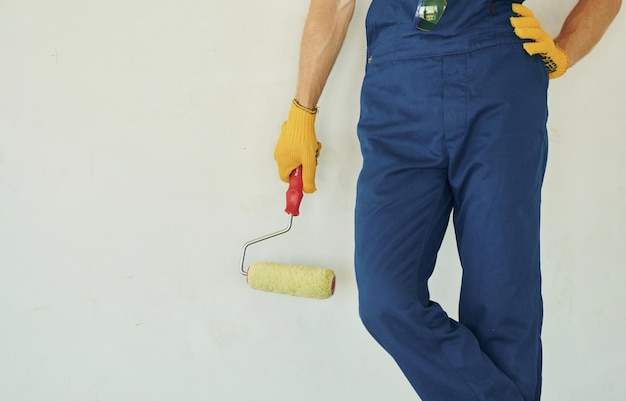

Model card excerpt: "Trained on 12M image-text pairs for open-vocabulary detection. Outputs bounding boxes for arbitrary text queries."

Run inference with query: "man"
[273,1,621,400]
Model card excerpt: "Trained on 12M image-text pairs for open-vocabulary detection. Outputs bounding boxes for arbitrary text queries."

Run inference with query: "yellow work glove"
[274,100,322,194]
[510,3,569,79]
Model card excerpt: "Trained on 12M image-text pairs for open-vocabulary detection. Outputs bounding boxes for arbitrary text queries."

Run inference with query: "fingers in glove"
[522,41,552,56]
[512,3,535,18]
[301,141,322,194]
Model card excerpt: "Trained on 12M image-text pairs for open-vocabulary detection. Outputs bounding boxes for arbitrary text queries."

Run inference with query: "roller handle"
[285,166,304,216]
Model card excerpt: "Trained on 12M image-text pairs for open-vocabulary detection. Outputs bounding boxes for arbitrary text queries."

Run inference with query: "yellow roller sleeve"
[247,262,335,299]
[510,3,569,79]
[274,100,322,194]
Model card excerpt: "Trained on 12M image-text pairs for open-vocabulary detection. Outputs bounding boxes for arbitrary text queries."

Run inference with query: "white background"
[0,1,624,400]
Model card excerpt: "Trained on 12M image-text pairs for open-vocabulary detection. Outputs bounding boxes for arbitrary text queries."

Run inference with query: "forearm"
[555,0,622,67]
[295,0,355,109]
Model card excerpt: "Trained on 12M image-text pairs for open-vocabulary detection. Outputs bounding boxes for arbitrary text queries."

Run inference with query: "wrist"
[293,99,318,114]
[555,43,570,69]
[287,100,317,135]
[554,37,575,69]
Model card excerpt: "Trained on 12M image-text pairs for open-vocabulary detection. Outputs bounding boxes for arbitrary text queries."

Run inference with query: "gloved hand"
[510,3,569,79]
[274,100,322,194]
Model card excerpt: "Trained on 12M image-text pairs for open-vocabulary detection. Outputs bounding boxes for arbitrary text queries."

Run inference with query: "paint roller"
[239,166,336,299]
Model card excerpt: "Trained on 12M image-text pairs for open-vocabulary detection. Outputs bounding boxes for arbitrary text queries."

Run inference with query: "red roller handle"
[285,166,304,216]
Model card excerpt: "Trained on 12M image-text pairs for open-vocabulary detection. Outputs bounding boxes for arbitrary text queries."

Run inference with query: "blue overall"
[355,1,548,400]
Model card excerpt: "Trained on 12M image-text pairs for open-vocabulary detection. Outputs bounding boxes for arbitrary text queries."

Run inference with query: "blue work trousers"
[355,38,549,401]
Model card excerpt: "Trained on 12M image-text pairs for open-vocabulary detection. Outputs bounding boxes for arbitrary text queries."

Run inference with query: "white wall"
[0,1,623,400]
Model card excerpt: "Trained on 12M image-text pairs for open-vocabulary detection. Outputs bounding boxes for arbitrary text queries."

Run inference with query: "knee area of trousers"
[358,296,414,336]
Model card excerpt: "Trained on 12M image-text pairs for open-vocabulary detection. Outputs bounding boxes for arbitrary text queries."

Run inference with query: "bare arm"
[555,0,622,67]
[295,0,356,110]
